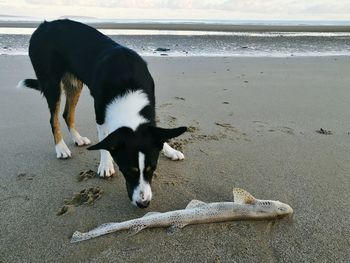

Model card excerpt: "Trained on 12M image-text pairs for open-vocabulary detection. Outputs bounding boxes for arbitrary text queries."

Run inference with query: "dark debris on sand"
[316,128,333,135]
[16,173,35,181]
[155,47,170,52]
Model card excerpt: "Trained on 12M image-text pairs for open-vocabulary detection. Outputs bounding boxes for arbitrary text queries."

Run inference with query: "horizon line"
[0,20,350,33]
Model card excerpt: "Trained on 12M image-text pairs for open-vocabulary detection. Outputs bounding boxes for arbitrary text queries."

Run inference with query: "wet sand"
[0,55,349,262]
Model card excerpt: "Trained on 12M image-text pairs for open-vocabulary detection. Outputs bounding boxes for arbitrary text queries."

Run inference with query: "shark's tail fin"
[17,79,41,91]
[232,188,257,205]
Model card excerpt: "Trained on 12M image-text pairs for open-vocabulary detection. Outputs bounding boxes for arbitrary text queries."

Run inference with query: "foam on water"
[1,27,350,57]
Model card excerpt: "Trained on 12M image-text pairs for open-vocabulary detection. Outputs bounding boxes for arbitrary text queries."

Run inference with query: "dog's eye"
[129,167,139,177]
[131,167,139,173]
[145,166,156,173]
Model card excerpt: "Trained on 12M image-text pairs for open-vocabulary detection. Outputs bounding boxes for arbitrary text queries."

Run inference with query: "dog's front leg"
[97,124,115,177]
[162,142,185,160]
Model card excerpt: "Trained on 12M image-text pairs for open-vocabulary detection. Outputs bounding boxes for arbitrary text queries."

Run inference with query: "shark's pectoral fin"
[166,223,187,235]
[232,188,257,205]
[143,212,161,217]
[185,199,206,209]
[127,224,146,236]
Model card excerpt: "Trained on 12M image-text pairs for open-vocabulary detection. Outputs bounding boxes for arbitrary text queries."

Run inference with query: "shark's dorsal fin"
[232,188,257,205]
[186,199,206,209]
[142,212,161,217]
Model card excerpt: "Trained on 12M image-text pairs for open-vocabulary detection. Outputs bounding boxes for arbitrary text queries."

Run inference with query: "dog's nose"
[136,200,150,208]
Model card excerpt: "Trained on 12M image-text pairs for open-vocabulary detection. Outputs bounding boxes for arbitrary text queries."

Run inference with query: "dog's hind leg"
[42,81,71,159]
[62,73,91,146]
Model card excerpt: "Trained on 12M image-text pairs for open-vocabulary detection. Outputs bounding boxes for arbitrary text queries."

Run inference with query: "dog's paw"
[167,149,185,160]
[98,160,115,177]
[74,136,91,146]
[163,143,185,161]
[70,129,91,146]
[55,140,71,159]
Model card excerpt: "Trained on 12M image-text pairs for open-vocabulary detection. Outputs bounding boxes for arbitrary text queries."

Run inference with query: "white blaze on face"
[132,152,152,206]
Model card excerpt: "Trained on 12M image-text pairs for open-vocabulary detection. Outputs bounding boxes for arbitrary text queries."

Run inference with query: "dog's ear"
[87,135,117,151]
[149,126,187,143]
[87,127,133,151]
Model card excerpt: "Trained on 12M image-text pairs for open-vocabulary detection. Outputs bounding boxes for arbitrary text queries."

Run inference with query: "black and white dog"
[18,19,187,208]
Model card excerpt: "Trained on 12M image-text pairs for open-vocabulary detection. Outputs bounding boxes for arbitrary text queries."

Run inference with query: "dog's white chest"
[105,90,150,131]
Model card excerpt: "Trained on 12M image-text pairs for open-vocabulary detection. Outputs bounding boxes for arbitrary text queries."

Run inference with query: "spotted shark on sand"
[71,188,293,243]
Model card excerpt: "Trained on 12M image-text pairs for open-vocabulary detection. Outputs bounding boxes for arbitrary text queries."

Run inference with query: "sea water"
[0,19,349,57]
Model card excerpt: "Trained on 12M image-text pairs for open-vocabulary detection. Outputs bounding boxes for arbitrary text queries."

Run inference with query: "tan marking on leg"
[61,73,90,146]
[53,98,63,144]
[62,73,83,130]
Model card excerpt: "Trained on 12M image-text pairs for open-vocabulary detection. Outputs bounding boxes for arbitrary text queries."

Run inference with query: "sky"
[0,0,350,21]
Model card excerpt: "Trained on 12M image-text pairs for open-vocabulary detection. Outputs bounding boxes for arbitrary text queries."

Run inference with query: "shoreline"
[2,53,350,58]
[1,21,350,32]
[2,51,350,60]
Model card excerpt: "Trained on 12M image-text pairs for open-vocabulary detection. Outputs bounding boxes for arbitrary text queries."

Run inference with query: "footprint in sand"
[187,126,199,133]
[214,122,247,140]
[157,102,172,109]
[167,115,177,127]
[167,125,199,149]
[57,187,103,216]
[77,170,97,182]
[253,120,269,129]
[168,141,184,152]
[253,121,295,135]
[278,126,295,135]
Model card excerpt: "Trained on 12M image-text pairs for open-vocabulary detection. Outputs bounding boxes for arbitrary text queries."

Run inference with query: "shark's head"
[257,200,293,218]
[274,201,293,216]
[232,188,293,218]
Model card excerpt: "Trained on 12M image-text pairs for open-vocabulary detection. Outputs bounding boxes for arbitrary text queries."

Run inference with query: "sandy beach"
[0,55,349,262]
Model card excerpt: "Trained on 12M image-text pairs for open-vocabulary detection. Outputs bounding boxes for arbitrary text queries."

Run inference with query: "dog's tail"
[17,79,41,91]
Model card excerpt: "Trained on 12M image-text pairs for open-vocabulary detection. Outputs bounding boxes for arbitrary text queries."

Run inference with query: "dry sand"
[0,55,349,262]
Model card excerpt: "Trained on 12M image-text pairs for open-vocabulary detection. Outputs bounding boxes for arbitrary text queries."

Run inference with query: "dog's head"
[88,125,186,208]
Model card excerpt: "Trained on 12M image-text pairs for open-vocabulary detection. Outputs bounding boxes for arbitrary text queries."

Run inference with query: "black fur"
[26,19,155,125]
[23,19,187,208]
[21,79,40,91]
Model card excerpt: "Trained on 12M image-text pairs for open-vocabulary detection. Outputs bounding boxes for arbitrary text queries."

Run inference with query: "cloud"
[1,0,348,20]
[24,0,163,8]
[203,0,350,15]
[22,0,350,15]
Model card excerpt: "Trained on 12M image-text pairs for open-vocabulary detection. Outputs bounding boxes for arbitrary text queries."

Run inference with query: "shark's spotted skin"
[71,188,293,243]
